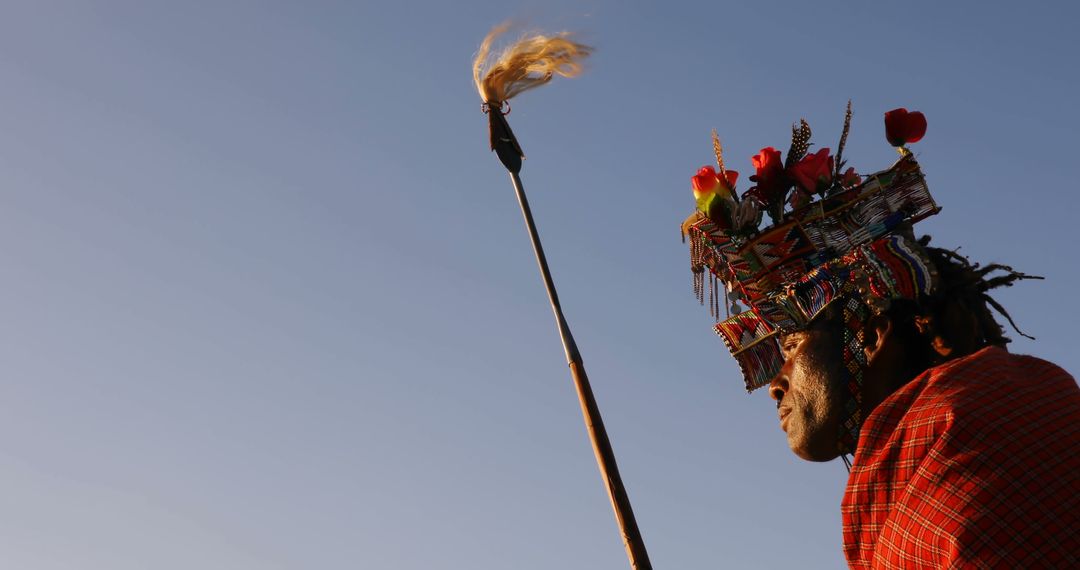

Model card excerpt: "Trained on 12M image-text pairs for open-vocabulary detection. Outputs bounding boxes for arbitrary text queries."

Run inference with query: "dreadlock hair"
[884,234,1043,375]
[809,234,1044,383]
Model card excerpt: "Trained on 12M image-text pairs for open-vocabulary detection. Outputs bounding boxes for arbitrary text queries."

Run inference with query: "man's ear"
[863,314,894,364]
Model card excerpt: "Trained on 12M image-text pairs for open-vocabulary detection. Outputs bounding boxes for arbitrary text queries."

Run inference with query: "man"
[770,241,1079,568]
[683,107,1079,568]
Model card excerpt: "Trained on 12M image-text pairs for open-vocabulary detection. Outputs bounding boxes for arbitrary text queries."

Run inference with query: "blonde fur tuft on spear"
[472,22,593,104]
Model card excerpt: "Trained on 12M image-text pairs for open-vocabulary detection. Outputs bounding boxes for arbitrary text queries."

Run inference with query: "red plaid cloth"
[842,347,1080,568]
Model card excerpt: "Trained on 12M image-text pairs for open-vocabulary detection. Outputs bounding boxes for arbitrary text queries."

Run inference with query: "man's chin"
[788,433,841,462]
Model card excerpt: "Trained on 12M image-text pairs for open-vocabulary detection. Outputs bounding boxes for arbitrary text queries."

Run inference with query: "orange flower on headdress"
[692,166,739,229]
[692,166,738,202]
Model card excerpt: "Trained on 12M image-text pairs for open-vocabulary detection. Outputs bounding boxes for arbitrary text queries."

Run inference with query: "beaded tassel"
[713,273,720,322]
[839,297,870,455]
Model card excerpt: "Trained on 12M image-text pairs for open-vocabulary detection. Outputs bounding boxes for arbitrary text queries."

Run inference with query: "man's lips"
[778,407,792,431]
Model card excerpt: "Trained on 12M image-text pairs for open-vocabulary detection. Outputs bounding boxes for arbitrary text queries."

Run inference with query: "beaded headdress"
[682,105,938,450]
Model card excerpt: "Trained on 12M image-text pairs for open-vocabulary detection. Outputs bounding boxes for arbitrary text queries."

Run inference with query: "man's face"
[769,323,846,461]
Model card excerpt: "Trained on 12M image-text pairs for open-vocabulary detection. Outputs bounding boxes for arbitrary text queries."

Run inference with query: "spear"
[472,24,652,570]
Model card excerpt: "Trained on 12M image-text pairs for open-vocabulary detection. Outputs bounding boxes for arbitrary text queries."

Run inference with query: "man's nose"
[769,373,789,403]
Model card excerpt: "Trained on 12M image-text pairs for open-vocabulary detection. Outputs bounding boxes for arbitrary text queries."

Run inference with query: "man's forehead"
[779,325,832,344]
[778,330,809,343]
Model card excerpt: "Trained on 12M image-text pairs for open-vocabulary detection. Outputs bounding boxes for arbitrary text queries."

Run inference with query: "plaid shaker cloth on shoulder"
[842,346,1080,569]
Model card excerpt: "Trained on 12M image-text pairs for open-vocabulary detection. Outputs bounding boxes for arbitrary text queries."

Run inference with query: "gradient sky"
[2,1,1078,568]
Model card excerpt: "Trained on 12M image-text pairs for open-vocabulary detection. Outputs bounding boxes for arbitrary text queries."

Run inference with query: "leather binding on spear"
[472,24,652,570]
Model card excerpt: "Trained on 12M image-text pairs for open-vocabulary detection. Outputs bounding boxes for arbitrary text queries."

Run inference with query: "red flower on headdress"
[788,147,834,195]
[884,108,927,147]
[746,147,787,206]
[840,167,861,188]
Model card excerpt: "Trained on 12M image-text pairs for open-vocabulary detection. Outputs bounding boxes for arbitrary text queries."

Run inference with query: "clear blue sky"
[1,1,1077,568]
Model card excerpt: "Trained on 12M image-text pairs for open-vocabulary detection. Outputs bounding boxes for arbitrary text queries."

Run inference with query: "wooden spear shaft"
[507,169,652,570]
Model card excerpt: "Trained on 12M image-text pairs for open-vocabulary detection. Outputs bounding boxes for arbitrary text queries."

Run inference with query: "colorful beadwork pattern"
[714,234,937,392]
[715,312,782,391]
[839,297,870,453]
[687,155,937,307]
